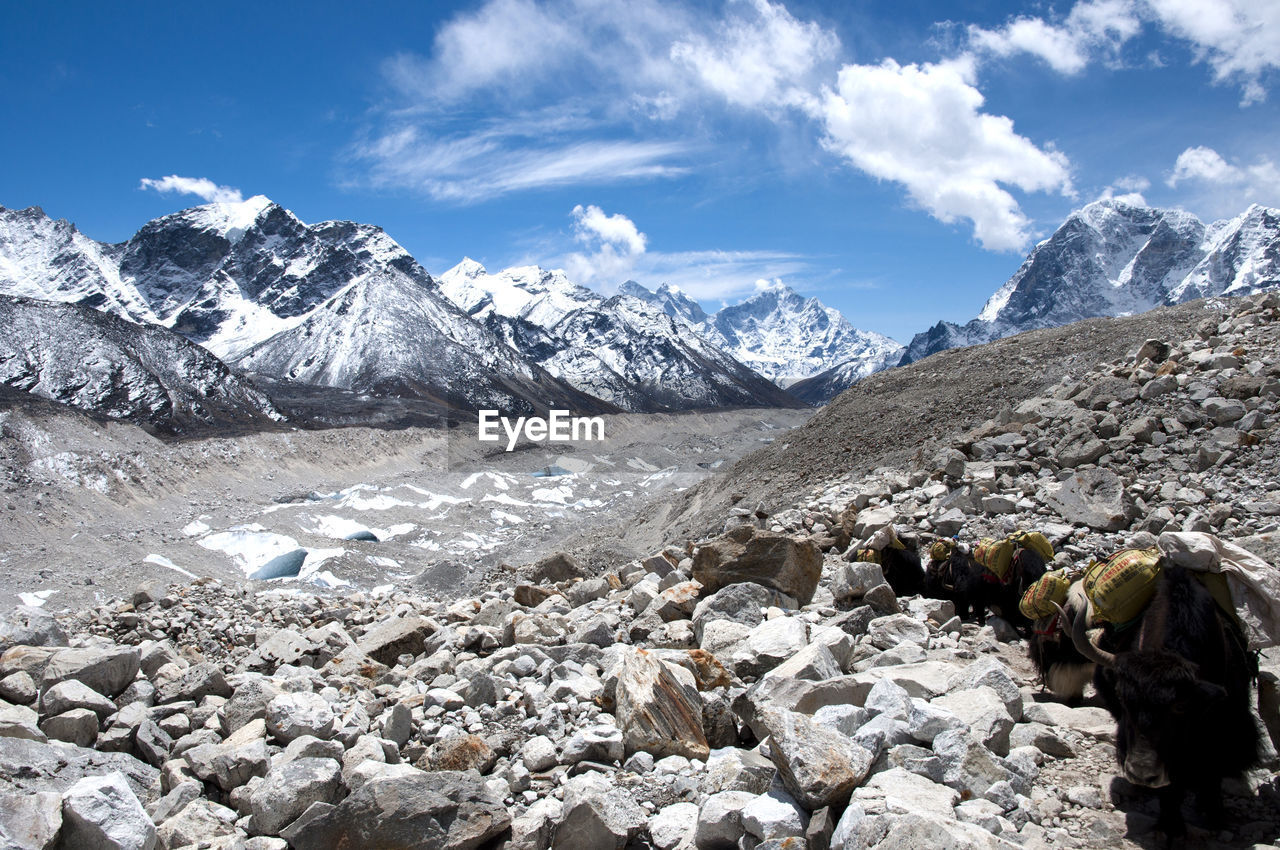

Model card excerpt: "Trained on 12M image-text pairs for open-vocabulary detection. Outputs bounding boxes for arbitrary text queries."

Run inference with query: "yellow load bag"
[1020,569,1072,620]
[975,537,1016,582]
[1084,548,1162,624]
[855,549,882,564]
[929,539,955,563]
[1012,530,1055,562]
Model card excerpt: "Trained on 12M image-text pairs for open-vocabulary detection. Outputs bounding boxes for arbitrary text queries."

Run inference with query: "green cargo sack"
[1012,530,1055,563]
[1020,569,1072,620]
[855,549,882,564]
[1084,548,1162,624]
[929,539,955,563]
[975,537,1016,581]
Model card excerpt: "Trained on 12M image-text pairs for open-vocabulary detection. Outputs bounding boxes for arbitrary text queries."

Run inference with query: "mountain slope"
[437,260,801,411]
[900,200,1280,365]
[0,295,285,434]
[698,282,903,388]
[230,272,614,415]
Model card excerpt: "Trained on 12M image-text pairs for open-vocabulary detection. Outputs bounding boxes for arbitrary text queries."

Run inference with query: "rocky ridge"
[0,296,286,435]
[2,294,1280,848]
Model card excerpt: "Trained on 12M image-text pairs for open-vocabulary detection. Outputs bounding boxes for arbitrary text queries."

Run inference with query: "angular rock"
[703,747,776,795]
[932,729,1012,797]
[40,708,98,748]
[1040,468,1132,532]
[266,692,335,743]
[931,687,1015,755]
[356,616,436,666]
[40,646,140,699]
[285,772,510,850]
[740,787,808,841]
[249,757,343,835]
[154,662,231,705]
[831,562,887,607]
[763,710,873,810]
[0,607,67,649]
[40,679,117,718]
[692,526,822,605]
[615,649,709,760]
[528,552,587,583]
[521,734,559,773]
[420,734,498,774]
[155,798,237,849]
[691,583,797,643]
[59,771,157,850]
[695,791,756,850]
[554,772,647,850]
[0,790,61,850]
[730,616,807,678]
[867,614,929,651]
[649,802,699,850]
[0,702,47,742]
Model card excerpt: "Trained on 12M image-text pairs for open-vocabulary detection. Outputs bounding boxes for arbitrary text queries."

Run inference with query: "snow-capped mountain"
[619,280,709,325]
[899,200,1280,365]
[437,261,798,411]
[231,269,611,414]
[0,201,608,413]
[0,295,285,434]
[696,281,903,388]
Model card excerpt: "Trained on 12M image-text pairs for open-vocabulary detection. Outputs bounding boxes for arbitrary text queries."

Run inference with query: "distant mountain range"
[898,200,1280,365]
[1,194,1276,428]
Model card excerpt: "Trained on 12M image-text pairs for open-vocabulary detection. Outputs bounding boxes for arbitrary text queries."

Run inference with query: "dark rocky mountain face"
[0,295,285,435]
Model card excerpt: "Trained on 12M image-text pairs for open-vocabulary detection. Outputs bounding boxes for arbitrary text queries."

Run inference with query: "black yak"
[1027,580,1095,703]
[925,546,988,623]
[1060,566,1260,838]
[879,545,925,598]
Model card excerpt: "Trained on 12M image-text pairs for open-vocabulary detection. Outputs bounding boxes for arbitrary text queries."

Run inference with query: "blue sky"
[1,1,1277,342]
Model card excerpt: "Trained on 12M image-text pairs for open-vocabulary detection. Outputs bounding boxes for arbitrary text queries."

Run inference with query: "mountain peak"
[445,257,488,279]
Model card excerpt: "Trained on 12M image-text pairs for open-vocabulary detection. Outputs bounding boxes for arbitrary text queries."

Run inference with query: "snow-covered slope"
[697,281,903,388]
[0,295,285,434]
[619,280,709,325]
[231,270,611,414]
[0,202,606,414]
[900,200,1280,365]
[437,261,799,411]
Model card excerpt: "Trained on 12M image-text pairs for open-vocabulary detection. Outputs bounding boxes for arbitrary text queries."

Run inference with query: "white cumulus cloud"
[818,58,1073,252]
[1166,145,1280,214]
[967,0,1279,105]
[139,175,244,204]
[563,205,648,288]
[671,0,840,113]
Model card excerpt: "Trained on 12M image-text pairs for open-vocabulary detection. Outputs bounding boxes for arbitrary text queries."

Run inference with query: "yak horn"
[1052,600,1116,668]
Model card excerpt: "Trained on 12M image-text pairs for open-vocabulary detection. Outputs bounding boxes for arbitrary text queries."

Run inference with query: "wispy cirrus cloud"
[354,0,1073,252]
[350,124,691,202]
[139,175,243,204]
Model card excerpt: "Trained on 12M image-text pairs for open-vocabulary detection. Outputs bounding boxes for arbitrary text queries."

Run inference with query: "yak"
[925,546,988,623]
[1059,565,1260,839]
[987,544,1050,635]
[928,542,1049,633]
[879,545,925,598]
[1027,580,1095,703]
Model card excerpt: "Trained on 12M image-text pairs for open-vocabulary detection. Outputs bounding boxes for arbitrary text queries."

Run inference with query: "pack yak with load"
[1056,554,1262,838]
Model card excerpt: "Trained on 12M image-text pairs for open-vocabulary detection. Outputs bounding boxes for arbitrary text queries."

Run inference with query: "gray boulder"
[285,771,510,850]
[59,771,157,850]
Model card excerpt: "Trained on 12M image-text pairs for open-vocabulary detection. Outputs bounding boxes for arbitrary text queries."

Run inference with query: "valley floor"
[0,405,812,611]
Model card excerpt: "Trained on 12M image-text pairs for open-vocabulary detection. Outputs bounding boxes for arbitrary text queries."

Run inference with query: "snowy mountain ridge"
[900,199,1280,365]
